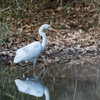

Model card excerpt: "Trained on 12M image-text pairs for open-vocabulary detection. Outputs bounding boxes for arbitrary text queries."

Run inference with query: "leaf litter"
[0,2,100,81]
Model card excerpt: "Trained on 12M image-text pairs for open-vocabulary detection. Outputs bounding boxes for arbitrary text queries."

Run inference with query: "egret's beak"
[51,28,59,33]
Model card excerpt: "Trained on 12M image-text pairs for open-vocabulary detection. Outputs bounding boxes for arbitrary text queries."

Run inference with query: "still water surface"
[0,55,100,100]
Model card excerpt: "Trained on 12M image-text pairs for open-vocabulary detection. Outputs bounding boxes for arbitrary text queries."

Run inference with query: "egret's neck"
[39,28,47,52]
[44,86,50,100]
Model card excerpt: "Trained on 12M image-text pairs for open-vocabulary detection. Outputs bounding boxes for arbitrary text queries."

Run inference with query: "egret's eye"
[48,26,51,29]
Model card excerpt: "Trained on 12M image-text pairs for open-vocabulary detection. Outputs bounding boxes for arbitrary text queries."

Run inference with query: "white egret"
[14,76,50,100]
[14,24,58,67]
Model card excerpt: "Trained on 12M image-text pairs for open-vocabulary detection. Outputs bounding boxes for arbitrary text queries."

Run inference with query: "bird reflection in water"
[14,75,50,100]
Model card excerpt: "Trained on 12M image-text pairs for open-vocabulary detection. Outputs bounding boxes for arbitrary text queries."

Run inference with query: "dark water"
[0,55,100,100]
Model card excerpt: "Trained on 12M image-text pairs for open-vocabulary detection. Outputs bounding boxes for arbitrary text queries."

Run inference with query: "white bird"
[14,24,58,67]
[14,76,50,100]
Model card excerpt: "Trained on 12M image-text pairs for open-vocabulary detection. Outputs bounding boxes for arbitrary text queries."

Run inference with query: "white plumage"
[14,24,58,65]
[14,42,42,63]
[15,76,50,100]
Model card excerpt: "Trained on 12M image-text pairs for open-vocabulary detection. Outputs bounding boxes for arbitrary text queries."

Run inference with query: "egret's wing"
[16,42,38,54]
[14,48,28,63]
[22,42,42,60]
[14,42,42,63]
[23,47,29,53]
[22,42,39,54]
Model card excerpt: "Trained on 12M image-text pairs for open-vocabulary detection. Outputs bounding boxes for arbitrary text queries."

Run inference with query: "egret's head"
[44,24,59,32]
[41,24,52,30]
[40,24,59,34]
[47,25,52,30]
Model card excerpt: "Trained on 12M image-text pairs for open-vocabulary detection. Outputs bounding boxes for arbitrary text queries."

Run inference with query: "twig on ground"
[0,48,17,52]
[0,7,10,12]
[62,63,68,71]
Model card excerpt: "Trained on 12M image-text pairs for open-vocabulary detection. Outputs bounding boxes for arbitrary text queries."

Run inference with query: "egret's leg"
[33,63,36,75]
[25,61,29,74]
[33,59,38,76]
